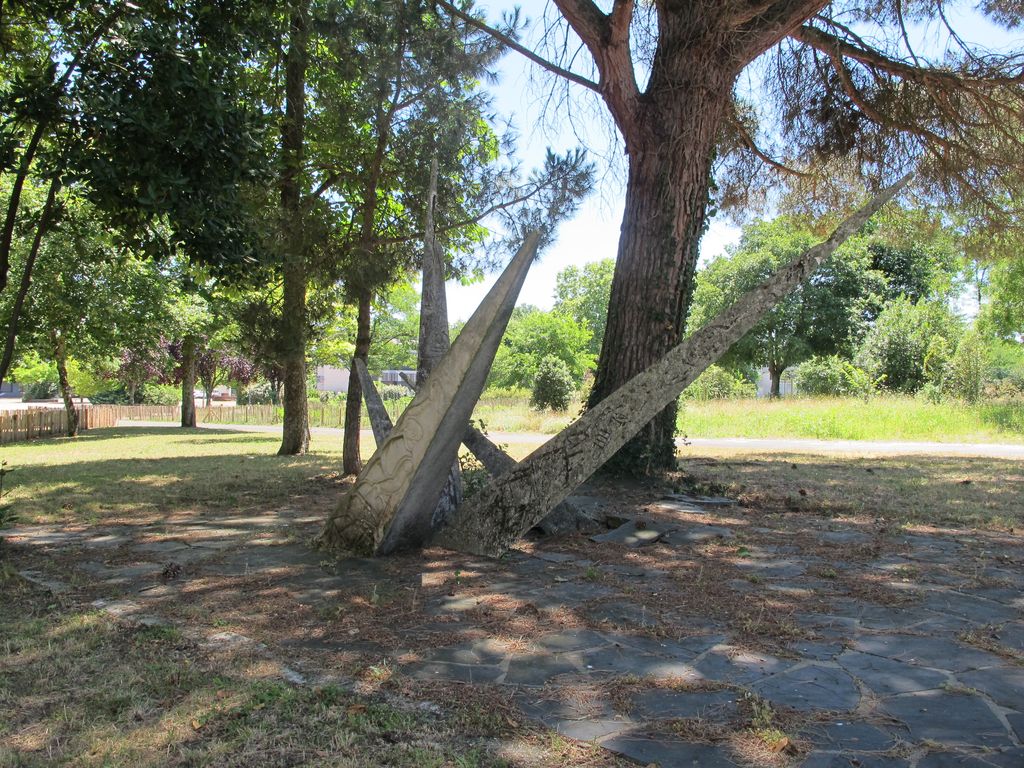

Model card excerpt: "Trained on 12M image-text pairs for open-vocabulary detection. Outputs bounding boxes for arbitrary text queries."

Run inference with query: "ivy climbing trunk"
[588,84,729,475]
[277,0,310,456]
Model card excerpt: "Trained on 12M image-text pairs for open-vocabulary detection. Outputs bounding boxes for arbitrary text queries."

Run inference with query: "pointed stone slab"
[318,231,541,556]
[355,357,463,533]
[354,358,392,445]
[434,177,910,557]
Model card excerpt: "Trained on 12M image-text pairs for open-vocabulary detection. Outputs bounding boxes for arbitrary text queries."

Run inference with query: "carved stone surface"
[318,231,541,556]
[355,357,462,542]
[434,178,910,557]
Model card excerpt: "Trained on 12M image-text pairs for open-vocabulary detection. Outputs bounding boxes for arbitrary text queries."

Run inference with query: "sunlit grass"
[676,396,1024,443]
[1,428,350,526]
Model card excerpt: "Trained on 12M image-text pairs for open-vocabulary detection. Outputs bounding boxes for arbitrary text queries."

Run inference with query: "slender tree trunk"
[0,171,61,387]
[0,123,47,295]
[0,8,120,293]
[770,366,783,398]
[277,0,310,456]
[180,337,197,428]
[51,331,79,437]
[418,157,449,379]
[343,290,372,474]
[589,89,728,475]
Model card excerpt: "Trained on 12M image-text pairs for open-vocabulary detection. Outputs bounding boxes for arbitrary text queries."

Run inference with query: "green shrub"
[793,356,878,397]
[12,353,58,400]
[141,383,180,405]
[682,365,755,401]
[855,298,961,393]
[530,355,575,410]
[238,382,279,405]
[944,331,984,402]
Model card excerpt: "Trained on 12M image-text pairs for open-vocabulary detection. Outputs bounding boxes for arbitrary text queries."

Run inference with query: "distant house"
[313,366,416,393]
[314,365,351,393]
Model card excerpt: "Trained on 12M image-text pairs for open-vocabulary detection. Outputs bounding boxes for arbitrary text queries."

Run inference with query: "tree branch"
[553,0,642,137]
[793,23,1024,89]
[726,112,810,178]
[434,0,600,93]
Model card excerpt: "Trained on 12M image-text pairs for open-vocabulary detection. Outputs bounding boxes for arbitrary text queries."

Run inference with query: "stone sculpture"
[317,231,541,556]
[435,177,910,556]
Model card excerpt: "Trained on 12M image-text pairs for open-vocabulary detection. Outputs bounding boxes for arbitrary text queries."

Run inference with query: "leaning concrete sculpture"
[435,177,911,557]
[318,231,542,556]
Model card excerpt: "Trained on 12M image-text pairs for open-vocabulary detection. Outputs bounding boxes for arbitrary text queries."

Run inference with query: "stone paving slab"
[850,635,1006,672]
[7,488,1024,767]
[752,663,860,711]
[879,690,1014,748]
[590,520,671,547]
[599,731,740,767]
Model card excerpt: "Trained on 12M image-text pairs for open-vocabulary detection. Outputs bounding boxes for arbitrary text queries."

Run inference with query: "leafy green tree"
[553,258,614,357]
[855,298,962,394]
[9,191,172,434]
[489,306,593,390]
[689,218,876,396]
[368,282,421,375]
[449,0,1024,474]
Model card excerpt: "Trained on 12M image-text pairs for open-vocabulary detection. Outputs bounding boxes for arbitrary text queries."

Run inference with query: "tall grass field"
[471,393,1024,443]
[674,396,1024,443]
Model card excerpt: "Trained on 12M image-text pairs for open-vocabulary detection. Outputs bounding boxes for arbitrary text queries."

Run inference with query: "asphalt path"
[116,420,1024,459]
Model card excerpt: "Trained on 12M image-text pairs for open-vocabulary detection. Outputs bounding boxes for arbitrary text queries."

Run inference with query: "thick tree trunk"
[770,366,783,398]
[52,331,79,437]
[277,1,310,456]
[436,177,909,557]
[0,171,61,387]
[589,86,729,476]
[180,337,197,428]
[342,290,372,474]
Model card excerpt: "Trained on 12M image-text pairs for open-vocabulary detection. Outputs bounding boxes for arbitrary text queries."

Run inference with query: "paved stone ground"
[4,489,1023,768]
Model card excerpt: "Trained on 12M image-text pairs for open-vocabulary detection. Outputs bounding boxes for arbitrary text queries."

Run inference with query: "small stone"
[590,521,669,547]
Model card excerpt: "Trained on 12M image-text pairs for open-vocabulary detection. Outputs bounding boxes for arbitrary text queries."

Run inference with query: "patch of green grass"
[0,427,349,526]
[677,395,1024,443]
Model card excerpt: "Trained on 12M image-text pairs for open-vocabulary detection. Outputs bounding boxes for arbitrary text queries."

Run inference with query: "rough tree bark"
[51,330,79,437]
[435,177,908,556]
[551,0,828,476]
[277,0,311,456]
[342,290,372,474]
[180,336,197,428]
[769,365,783,398]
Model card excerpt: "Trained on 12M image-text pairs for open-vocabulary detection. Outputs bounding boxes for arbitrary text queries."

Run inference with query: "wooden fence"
[0,406,118,445]
[88,402,405,428]
[0,399,408,445]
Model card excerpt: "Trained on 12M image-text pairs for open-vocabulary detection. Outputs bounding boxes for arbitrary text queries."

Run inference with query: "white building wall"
[315,365,351,393]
